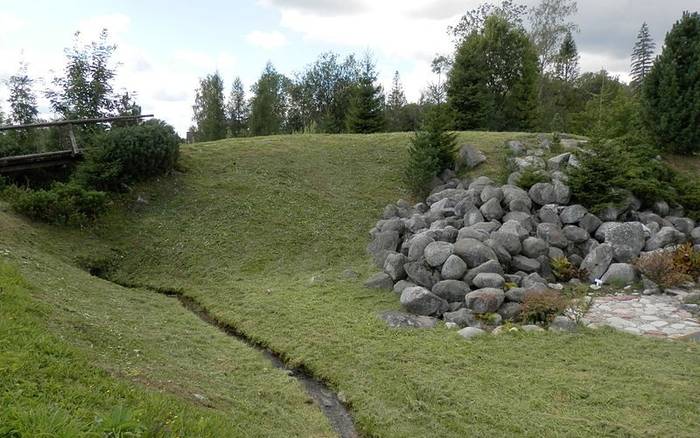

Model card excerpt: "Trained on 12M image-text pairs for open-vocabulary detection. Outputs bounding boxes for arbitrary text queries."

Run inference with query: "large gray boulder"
[400,286,449,316]
[404,261,439,289]
[511,255,541,273]
[553,181,571,204]
[521,238,547,259]
[560,204,587,224]
[432,280,470,302]
[424,241,454,267]
[645,226,686,251]
[480,197,504,221]
[426,189,472,206]
[453,238,499,268]
[667,217,695,235]
[604,222,646,262]
[379,311,438,328]
[458,227,489,242]
[484,238,513,266]
[468,176,496,197]
[490,230,522,255]
[503,212,536,233]
[383,252,407,281]
[563,225,589,243]
[393,280,415,295]
[441,254,468,280]
[506,140,526,156]
[692,227,700,244]
[368,231,400,267]
[529,182,556,205]
[465,288,505,313]
[538,204,562,226]
[464,207,486,227]
[537,223,569,249]
[458,327,487,340]
[444,308,481,328]
[480,186,504,204]
[408,233,435,261]
[457,144,487,170]
[500,220,529,240]
[579,213,602,234]
[652,201,670,217]
[601,263,638,286]
[580,243,614,282]
[472,273,506,289]
[464,260,504,285]
[547,153,571,171]
[364,272,394,290]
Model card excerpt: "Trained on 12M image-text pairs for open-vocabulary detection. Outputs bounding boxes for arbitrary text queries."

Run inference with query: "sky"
[0,0,697,136]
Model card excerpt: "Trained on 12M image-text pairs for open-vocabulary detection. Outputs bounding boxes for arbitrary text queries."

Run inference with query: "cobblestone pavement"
[583,294,700,339]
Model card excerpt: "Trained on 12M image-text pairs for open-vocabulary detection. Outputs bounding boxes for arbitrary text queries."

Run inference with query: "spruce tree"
[643,12,700,154]
[7,62,39,148]
[226,77,249,137]
[555,31,579,82]
[192,72,227,142]
[630,23,656,91]
[346,54,384,133]
[385,71,408,132]
[249,63,287,136]
[404,105,457,197]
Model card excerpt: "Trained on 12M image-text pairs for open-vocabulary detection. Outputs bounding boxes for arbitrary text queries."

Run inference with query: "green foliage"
[404,106,457,197]
[643,12,700,154]
[385,71,412,132]
[521,290,569,325]
[74,119,180,192]
[551,256,587,282]
[249,62,288,136]
[635,243,700,289]
[567,139,679,211]
[226,76,249,137]
[630,22,656,91]
[346,55,385,133]
[516,166,550,190]
[448,15,538,131]
[5,182,108,226]
[193,72,227,141]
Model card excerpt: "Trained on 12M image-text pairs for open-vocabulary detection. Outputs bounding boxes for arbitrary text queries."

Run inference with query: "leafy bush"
[550,257,587,282]
[404,105,456,197]
[635,243,700,289]
[521,290,569,325]
[6,182,108,226]
[74,119,179,191]
[516,167,551,190]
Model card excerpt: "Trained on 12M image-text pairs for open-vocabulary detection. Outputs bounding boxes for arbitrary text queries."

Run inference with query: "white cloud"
[0,12,26,36]
[77,13,131,41]
[245,30,288,49]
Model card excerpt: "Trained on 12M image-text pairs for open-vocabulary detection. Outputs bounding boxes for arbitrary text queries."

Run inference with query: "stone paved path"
[583,294,700,339]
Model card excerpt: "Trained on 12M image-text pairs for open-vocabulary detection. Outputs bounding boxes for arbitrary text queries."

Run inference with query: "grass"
[2,132,699,437]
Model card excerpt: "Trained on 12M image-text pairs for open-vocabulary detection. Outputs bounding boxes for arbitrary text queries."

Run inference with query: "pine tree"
[385,71,407,132]
[345,54,384,133]
[404,105,457,197]
[192,72,227,142]
[643,12,700,154]
[249,62,287,136]
[631,23,656,91]
[555,31,579,82]
[226,77,249,137]
[7,61,38,125]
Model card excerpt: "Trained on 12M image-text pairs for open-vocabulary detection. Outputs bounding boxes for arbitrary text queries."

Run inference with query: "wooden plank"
[0,150,82,173]
[0,114,154,131]
[67,124,80,155]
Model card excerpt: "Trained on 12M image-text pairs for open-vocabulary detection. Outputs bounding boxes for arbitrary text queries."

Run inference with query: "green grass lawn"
[2,132,699,437]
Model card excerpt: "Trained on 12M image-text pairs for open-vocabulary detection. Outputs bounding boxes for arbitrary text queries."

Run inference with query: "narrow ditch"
[92,274,358,438]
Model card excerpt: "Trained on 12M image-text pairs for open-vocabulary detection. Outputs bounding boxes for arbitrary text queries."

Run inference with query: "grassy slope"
[2,132,699,437]
[0,214,333,436]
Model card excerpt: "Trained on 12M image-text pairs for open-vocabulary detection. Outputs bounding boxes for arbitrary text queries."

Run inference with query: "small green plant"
[97,405,144,437]
[7,182,108,226]
[550,256,587,282]
[521,290,569,325]
[516,167,550,190]
[550,132,564,155]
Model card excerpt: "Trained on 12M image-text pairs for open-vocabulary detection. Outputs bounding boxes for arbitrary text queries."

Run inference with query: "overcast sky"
[0,0,697,135]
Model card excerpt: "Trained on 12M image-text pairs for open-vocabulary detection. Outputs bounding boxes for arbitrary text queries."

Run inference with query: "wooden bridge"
[0,114,153,173]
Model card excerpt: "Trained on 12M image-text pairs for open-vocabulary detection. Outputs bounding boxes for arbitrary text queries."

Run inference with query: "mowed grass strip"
[78,133,700,437]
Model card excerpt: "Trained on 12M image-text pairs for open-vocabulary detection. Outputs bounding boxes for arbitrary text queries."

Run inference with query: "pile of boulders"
[366,140,700,334]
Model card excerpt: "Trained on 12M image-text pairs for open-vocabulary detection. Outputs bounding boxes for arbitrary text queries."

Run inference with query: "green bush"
[74,119,179,191]
[6,182,108,226]
[516,167,550,190]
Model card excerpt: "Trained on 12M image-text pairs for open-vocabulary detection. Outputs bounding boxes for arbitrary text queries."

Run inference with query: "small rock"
[379,311,438,328]
[472,273,506,289]
[521,324,545,333]
[432,280,470,302]
[364,272,393,290]
[457,326,487,340]
[424,241,454,267]
[549,316,577,332]
[601,263,638,286]
[400,286,449,316]
[465,288,505,313]
[393,280,416,295]
[441,254,468,280]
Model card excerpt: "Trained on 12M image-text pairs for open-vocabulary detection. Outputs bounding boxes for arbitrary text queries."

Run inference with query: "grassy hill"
[2,132,699,437]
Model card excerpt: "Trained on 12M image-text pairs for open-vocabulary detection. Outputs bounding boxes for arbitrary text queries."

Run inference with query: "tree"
[449,0,528,44]
[385,71,408,132]
[448,15,539,131]
[528,0,579,74]
[47,29,119,120]
[346,54,384,133]
[643,12,700,154]
[7,61,38,126]
[630,23,656,91]
[404,105,457,197]
[555,31,579,82]
[192,72,227,142]
[249,62,288,136]
[226,77,249,137]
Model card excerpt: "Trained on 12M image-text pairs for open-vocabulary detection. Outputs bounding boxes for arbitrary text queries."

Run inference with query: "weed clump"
[521,290,569,325]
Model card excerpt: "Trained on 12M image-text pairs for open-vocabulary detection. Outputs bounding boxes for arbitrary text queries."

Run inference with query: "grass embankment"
[2,132,699,437]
